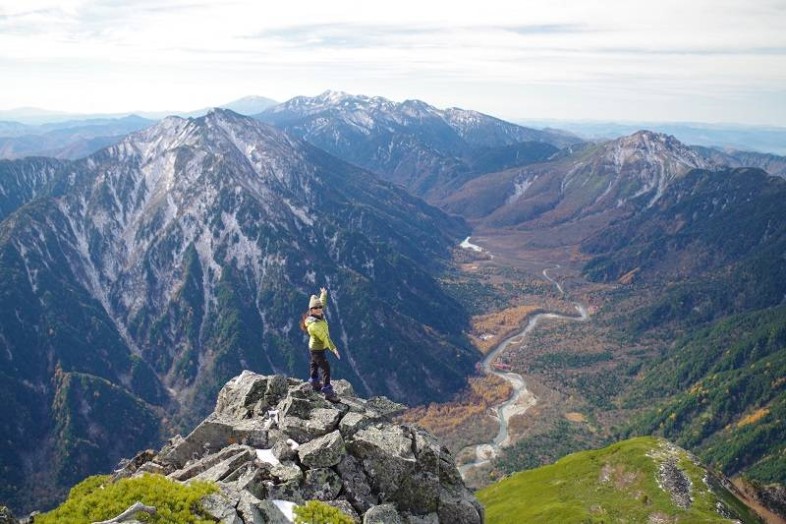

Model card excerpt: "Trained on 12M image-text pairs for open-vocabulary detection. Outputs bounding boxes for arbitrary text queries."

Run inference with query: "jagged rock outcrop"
[112,371,484,523]
[0,506,18,524]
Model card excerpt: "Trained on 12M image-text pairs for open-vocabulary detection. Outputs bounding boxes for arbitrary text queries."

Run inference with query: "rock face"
[112,371,484,523]
[0,506,18,524]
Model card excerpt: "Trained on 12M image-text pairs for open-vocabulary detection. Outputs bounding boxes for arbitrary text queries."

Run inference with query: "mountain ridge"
[256,91,579,200]
[519,118,786,156]
[478,436,764,523]
[438,129,717,233]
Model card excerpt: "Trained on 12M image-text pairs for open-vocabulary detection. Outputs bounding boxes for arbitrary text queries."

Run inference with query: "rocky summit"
[108,371,483,523]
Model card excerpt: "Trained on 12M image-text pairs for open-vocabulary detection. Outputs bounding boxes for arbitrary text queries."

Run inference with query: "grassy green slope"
[477,436,760,523]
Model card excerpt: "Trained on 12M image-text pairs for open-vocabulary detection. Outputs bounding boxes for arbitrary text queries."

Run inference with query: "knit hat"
[309,295,322,309]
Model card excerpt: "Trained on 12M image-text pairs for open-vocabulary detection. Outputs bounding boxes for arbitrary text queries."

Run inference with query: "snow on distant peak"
[117,115,196,162]
[319,90,351,103]
[597,130,715,209]
[204,107,252,125]
[443,107,487,127]
[608,130,709,172]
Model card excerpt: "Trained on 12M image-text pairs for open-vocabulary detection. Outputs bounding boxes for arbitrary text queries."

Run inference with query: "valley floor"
[407,226,621,486]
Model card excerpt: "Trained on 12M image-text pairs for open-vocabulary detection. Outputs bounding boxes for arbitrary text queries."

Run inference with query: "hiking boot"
[321,384,338,402]
[308,377,322,391]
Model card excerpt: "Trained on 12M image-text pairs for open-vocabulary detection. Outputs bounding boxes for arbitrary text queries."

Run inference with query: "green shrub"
[294,500,355,524]
[36,473,217,524]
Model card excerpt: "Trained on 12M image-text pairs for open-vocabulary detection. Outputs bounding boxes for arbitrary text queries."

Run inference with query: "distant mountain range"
[3,94,785,165]
[0,95,278,125]
[256,91,579,200]
[0,115,156,159]
[0,96,278,160]
[521,119,786,156]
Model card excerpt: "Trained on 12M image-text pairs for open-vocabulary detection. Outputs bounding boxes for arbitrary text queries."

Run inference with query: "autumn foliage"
[470,305,541,353]
[400,374,513,450]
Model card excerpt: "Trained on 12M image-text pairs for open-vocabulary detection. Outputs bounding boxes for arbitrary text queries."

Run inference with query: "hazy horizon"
[3,93,786,132]
[1,1,785,126]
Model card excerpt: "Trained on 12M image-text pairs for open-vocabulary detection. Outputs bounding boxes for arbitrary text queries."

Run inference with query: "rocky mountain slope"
[0,157,64,219]
[439,130,717,231]
[582,166,786,286]
[256,91,578,200]
[0,109,478,513]
[693,146,786,179]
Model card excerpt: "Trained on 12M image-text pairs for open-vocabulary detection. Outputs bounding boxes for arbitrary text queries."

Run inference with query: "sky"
[1,0,785,125]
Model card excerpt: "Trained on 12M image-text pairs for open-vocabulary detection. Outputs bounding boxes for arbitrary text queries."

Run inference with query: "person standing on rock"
[301,287,341,401]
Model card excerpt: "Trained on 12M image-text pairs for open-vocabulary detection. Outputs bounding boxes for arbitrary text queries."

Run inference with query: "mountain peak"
[620,129,685,150]
[602,129,712,174]
[439,128,720,229]
[316,89,352,103]
[115,106,289,166]
[218,95,278,115]
[102,371,484,523]
[204,106,239,117]
[202,106,259,128]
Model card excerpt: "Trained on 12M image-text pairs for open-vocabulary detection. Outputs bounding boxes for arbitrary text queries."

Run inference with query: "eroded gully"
[458,266,589,477]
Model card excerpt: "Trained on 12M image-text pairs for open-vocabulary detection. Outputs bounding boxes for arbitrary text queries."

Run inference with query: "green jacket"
[306,290,337,352]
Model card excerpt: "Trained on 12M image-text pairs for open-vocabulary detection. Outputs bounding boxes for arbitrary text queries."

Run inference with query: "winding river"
[458,266,589,477]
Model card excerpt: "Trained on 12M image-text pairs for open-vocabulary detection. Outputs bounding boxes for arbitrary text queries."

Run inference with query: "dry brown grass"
[618,267,640,285]
[731,478,786,524]
[737,408,770,428]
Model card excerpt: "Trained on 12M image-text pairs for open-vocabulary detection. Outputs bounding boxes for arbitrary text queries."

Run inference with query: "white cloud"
[0,0,784,124]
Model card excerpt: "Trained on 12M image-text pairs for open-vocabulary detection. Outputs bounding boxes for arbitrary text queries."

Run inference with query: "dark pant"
[310,350,331,386]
